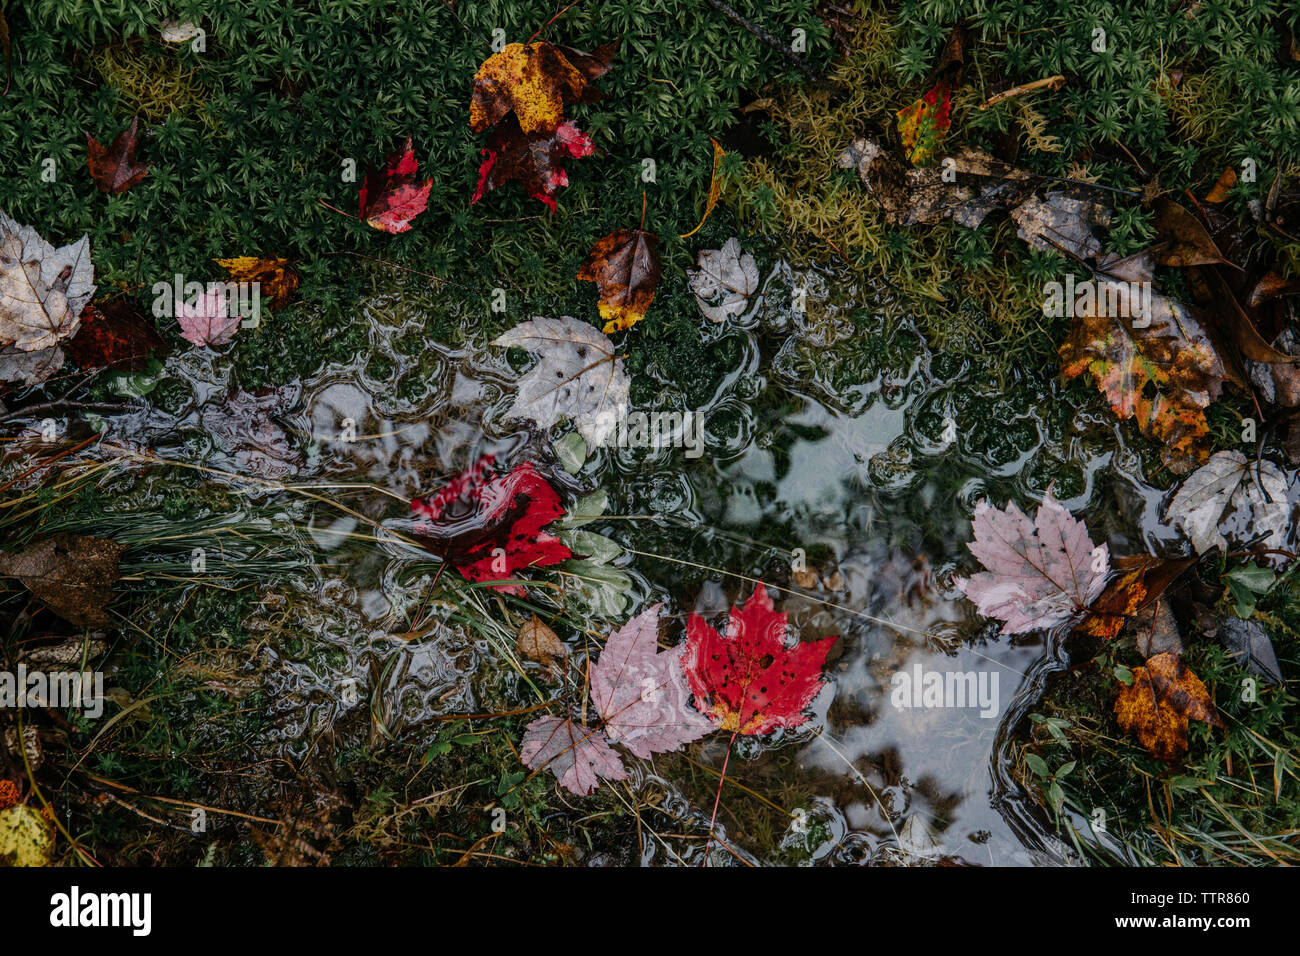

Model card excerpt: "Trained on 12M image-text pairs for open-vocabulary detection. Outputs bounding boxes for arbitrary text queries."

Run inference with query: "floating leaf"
[688,237,759,323]
[519,716,628,796]
[492,315,630,446]
[682,583,836,735]
[1078,555,1195,640]
[517,615,568,671]
[958,488,1108,635]
[176,286,240,346]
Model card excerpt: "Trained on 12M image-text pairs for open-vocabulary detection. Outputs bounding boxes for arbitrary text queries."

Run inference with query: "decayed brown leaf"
[576,228,661,333]
[85,116,151,194]
[1114,651,1222,762]
[0,533,125,628]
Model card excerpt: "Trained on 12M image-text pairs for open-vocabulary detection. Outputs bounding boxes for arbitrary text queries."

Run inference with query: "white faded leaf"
[519,716,628,796]
[957,488,1108,634]
[1167,451,1290,554]
[590,603,713,759]
[0,209,95,352]
[0,344,64,385]
[160,19,201,42]
[493,316,630,447]
[689,237,759,323]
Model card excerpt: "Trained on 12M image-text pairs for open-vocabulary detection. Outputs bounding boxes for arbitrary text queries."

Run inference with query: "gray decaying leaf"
[958,488,1108,635]
[688,237,760,323]
[0,533,125,627]
[519,716,629,796]
[0,344,64,385]
[1166,451,1291,554]
[589,603,713,759]
[0,209,95,354]
[1010,191,1110,261]
[1218,616,1284,685]
[492,316,630,448]
[837,139,1036,228]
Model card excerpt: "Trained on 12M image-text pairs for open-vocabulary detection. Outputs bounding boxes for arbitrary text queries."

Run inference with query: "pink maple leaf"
[177,287,240,346]
[957,488,1108,634]
[520,716,629,796]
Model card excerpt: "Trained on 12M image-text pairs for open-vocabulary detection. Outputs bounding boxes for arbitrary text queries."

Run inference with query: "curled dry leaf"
[517,615,568,671]
[492,315,630,447]
[1114,652,1222,763]
[0,533,125,628]
[85,116,151,194]
[1166,450,1291,554]
[0,209,95,354]
[688,237,759,323]
[577,228,662,333]
[958,488,1108,635]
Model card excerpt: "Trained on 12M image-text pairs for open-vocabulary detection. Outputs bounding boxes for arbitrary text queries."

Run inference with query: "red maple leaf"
[409,455,571,595]
[472,115,594,211]
[682,583,836,735]
[358,137,433,233]
[85,116,151,194]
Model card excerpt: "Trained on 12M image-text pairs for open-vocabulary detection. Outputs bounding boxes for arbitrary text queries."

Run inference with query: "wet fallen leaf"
[471,115,594,211]
[682,583,837,735]
[358,137,433,234]
[688,237,759,323]
[0,344,64,385]
[0,209,95,353]
[65,299,167,372]
[590,603,714,758]
[0,804,53,867]
[85,116,151,194]
[214,256,298,310]
[492,315,630,446]
[0,533,125,628]
[469,41,617,135]
[1248,271,1300,308]
[958,488,1108,635]
[519,716,628,796]
[200,387,301,480]
[1166,450,1290,554]
[1058,250,1227,473]
[577,228,661,333]
[176,286,240,346]
[1114,651,1222,762]
[1078,554,1195,640]
[409,455,571,596]
[517,615,568,671]
[1132,598,1184,659]
[896,81,952,166]
[1152,197,1230,268]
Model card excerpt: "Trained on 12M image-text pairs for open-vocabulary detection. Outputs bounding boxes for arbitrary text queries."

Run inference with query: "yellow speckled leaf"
[0,804,53,867]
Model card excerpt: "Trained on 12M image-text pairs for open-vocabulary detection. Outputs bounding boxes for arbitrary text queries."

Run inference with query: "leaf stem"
[703,729,738,865]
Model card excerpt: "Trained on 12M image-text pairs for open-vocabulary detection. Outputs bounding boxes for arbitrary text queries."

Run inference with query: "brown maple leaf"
[0,533,125,628]
[86,117,151,194]
[1077,555,1195,640]
[576,228,661,333]
[1114,652,1223,762]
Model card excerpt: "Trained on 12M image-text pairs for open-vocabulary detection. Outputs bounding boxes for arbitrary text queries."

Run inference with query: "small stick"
[704,0,837,91]
[979,74,1065,110]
